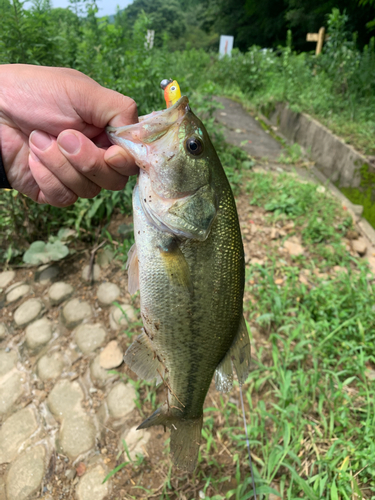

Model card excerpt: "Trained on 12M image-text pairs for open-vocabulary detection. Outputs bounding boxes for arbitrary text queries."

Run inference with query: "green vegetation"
[211,10,375,157]
[341,163,375,229]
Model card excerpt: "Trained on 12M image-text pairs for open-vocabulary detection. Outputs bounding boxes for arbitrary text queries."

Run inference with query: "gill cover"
[107,96,218,241]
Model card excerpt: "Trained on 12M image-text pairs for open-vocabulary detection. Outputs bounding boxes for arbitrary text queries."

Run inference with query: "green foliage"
[242,171,375,498]
[23,239,69,265]
[212,9,375,157]
[247,171,353,265]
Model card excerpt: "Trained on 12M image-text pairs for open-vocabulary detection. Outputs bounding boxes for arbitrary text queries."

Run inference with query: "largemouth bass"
[107,95,251,472]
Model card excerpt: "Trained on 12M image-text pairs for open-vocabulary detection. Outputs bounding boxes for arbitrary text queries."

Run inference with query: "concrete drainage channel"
[214,96,375,272]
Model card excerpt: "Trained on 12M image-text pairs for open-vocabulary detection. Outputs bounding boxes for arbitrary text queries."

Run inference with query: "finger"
[28,151,78,207]
[72,82,139,129]
[30,130,101,199]
[57,130,137,189]
[105,145,139,177]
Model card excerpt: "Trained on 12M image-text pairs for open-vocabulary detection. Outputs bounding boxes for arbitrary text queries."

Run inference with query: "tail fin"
[137,404,203,472]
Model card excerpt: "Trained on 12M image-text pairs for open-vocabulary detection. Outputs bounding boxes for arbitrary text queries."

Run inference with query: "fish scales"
[107,95,251,471]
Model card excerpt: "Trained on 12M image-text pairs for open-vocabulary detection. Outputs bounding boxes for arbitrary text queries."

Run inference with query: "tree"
[125,0,187,47]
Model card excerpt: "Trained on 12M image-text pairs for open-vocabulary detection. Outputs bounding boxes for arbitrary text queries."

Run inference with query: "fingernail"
[58,132,81,155]
[106,152,128,169]
[30,131,52,151]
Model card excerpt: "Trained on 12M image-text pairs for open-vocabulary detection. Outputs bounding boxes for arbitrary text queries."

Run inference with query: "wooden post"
[306,27,327,55]
[316,27,325,55]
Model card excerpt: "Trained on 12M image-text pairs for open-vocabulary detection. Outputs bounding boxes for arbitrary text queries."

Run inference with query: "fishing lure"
[160,79,181,108]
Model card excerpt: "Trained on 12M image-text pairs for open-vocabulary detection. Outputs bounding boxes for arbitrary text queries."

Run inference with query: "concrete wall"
[267,103,368,188]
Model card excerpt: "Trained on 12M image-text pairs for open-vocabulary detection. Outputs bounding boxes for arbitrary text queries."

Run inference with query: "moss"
[257,117,286,146]
[341,163,375,228]
[260,101,276,119]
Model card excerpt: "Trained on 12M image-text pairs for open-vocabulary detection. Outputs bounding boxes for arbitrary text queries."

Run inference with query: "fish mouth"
[106,96,190,171]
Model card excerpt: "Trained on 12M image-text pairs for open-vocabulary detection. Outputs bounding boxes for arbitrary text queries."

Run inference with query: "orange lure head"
[160,79,181,108]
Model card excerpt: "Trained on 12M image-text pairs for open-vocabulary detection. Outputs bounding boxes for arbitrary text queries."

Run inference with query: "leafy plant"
[23,240,69,265]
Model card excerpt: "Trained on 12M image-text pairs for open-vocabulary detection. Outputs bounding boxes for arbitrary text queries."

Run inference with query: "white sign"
[219,35,234,58]
[145,30,155,50]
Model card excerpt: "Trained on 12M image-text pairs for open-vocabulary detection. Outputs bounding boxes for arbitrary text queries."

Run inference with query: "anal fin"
[214,350,233,393]
[137,403,203,472]
[215,315,251,391]
[126,243,139,295]
[124,330,164,384]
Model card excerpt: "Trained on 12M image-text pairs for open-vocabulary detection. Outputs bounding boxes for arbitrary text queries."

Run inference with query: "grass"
[104,169,375,499]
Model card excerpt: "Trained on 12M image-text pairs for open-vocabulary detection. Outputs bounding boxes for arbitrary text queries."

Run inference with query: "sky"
[25,0,133,17]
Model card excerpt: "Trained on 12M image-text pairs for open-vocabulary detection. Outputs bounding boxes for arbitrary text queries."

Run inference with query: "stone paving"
[0,262,151,500]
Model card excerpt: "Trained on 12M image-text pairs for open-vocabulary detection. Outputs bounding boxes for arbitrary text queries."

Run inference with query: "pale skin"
[0,64,139,207]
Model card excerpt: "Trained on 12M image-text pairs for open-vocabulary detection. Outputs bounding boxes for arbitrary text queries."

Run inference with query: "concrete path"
[214,96,283,160]
[214,95,375,269]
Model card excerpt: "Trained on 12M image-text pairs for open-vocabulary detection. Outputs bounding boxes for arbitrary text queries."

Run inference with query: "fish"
[106,93,251,472]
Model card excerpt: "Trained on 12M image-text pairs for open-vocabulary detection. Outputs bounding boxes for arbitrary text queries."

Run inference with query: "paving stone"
[0,270,15,289]
[75,324,106,354]
[62,298,92,329]
[0,350,17,377]
[6,445,46,500]
[76,464,108,500]
[0,407,39,464]
[59,414,96,459]
[6,284,31,304]
[82,264,101,283]
[109,303,137,331]
[36,264,59,283]
[107,382,136,419]
[119,426,151,461]
[5,281,24,294]
[47,379,84,419]
[90,355,116,387]
[48,281,74,305]
[37,352,65,381]
[0,323,7,340]
[14,298,44,327]
[99,341,123,369]
[0,477,5,500]
[97,282,120,306]
[25,317,53,350]
[0,371,24,414]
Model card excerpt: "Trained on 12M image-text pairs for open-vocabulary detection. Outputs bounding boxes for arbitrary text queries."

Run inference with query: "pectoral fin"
[124,330,164,384]
[214,316,251,391]
[158,239,193,292]
[126,243,139,295]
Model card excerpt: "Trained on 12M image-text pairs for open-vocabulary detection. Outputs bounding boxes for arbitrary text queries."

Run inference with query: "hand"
[0,64,139,207]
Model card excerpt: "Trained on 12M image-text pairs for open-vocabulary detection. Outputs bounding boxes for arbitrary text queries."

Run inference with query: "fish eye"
[186,137,204,156]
